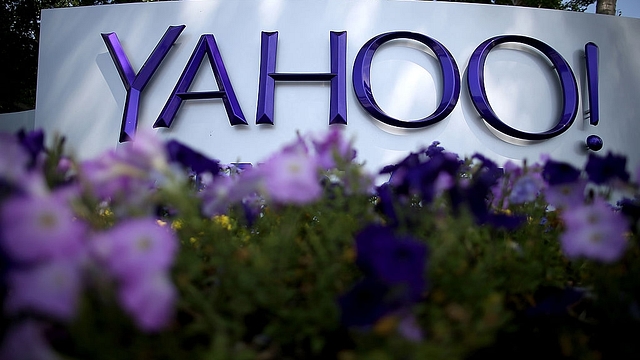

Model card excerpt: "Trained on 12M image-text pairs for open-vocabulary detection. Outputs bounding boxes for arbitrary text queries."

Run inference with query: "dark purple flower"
[585,152,630,185]
[338,278,394,328]
[471,153,503,188]
[525,287,584,317]
[166,139,221,176]
[355,225,427,302]
[542,159,581,186]
[17,129,45,167]
[375,183,399,227]
[560,198,628,262]
[0,320,60,360]
[424,141,445,157]
[486,213,526,230]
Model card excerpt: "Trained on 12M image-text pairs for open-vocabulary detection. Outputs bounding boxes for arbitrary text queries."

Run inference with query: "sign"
[35,0,640,171]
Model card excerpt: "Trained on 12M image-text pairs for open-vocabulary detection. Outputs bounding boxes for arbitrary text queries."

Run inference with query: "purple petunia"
[255,148,322,204]
[0,191,86,263]
[355,224,428,302]
[0,320,61,360]
[5,260,83,321]
[509,174,543,205]
[91,218,178,282]
[585,152,630,185]
[542,159,581,186]
[79,130,169,202]
[338,277,395,328]
[543,179,587,210]
[90,217,179,331]
[560,198,628,263]
[118,272,177,332]
[0,133,30,185]
[311,127,356,170]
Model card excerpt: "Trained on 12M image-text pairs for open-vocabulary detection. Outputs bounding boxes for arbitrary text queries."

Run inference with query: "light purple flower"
[560,198,628,263]
[79,130,168,201]
[5,260,83,321]
[118,272,177,332]
[543,179,587,210]
[0,133,30,184]
[256,150,322,204]
[91,218,178,281]
[397,313,424,342]
[509,174,542,205]
[0,320,60,360]
[0,192,86,263]
[311,128,356,169]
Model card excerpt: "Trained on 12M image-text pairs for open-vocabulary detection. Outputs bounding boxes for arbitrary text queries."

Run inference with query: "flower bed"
[1,128,639,359]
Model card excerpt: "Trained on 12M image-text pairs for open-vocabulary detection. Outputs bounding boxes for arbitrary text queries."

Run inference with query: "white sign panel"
[35,0,640,171]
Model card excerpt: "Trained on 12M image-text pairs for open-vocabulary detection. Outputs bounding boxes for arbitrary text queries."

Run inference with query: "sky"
[586,0,640,18]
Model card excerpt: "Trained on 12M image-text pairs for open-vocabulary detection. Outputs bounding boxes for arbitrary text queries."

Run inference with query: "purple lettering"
[352,31,460,129]
[102,25,185,142]
[467,35,579,140]
[154,34,247,129]
[256,31,347,125]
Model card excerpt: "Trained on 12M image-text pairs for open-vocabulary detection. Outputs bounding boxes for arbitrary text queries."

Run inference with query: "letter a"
[154,34,247,129]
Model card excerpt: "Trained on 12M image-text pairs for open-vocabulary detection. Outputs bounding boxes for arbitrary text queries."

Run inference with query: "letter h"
[256,31,347,125]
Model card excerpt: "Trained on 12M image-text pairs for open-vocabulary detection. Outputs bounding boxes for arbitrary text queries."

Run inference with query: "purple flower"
[255,150,321,204]
[0,133,30,185]
[525,287,583,317]
[0,320,60,360]
[585,152,630,185]
[5,260,83,321]
[355,225,427,302]
[79,130,169,201]
[397,313,424,342]
[17,129,45,168]
[338,278,394,328]
[542,159,581,186]
[166,139,220,176]
[560,198,628,263]
[543,179,587,209]
[375,183,399,226]
[509,174,542,205]
[91,218,178,281]
[424,141,445,157]
[118,272,177,332]
[311,128,356,169]
[0,192,86,263]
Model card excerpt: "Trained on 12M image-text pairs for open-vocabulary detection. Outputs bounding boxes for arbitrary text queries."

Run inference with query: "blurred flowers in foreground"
[0,128,639,359]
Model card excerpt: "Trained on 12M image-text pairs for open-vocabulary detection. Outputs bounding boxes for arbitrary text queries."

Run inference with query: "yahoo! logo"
[102,26,602,150]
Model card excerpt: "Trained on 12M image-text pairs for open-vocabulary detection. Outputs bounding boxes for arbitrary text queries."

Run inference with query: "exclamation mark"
[585,42,603,151]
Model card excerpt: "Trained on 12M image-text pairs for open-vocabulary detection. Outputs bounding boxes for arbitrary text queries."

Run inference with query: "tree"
[596,0,617,15]
[441,0,596,11]
[0,0,164,113]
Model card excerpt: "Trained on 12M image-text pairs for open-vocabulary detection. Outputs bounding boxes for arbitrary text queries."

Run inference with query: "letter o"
[353,32,461,128]
[467,35,578,140]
